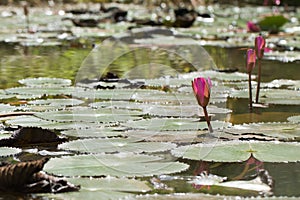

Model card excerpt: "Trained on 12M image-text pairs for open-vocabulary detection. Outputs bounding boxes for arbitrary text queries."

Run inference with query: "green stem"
[203,106,213,133]
[248,72,253,111]
[255,58,261,103]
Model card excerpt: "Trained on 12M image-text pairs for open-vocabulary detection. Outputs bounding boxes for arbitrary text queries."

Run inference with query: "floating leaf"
[229,89,300,101]
[0,147,21,157]
[61,127,125,138]
[91,101,229,117]
[28,99,84,106]
[123,118,230,131]
[0,104,16,114]
[34,108,142,123]
[72,88,164,101]
[42,177,151,200]
[5,115,99,130]
[6,86,80,97]
[288,115,300,124]
[258,15,288,33]
[224,122,300,141]
[18,77,72,87]
[59,138,176,153]
[89,100,145,111]
[171,141,300,162]
[124,129,219,144]
[0,90,15,100]
[131,193,234,200]
[44,153,189,177]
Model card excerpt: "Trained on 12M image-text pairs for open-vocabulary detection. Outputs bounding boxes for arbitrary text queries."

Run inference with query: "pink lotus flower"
[192,77,213,133]
[192,77,212,108]
[255,36,266,59]
[246,49,256,73]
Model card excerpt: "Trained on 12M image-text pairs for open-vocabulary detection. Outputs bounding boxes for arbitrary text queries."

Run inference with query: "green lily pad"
[224,122,300,141]
[28,99,84,106]
[0,104,16,114]
[171,141,300,162]
[91,101,230,117]
[0,147,22,157]
[42,177,151,200]
[258,15,288,33]
[18,77,72,87]
[229,89,300,101]
[6,86,80,97]
[89,100,145,111]
[72,88,165,101]
[44,153,189,177]
[123,118,231,131]
[34,108,142,123]
[287,115,300,124]
[5,115,99,130]
[58,138,176,153]
[124,129,219,144]
[61,127,125,138]
[0,90,15,100]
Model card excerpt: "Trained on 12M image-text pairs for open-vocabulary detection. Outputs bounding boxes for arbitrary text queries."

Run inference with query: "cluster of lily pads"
[0,58,299,199]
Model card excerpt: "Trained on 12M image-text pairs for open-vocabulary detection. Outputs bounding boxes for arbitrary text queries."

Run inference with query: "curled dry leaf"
[0,158,80,193]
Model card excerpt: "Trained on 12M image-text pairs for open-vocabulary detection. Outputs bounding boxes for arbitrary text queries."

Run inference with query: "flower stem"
[255,58,262,103]
[248,72,253,111]
[203,106,213,133]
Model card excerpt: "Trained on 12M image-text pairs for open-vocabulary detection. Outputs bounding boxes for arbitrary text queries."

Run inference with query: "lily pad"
[123,118,230,131]
[287,115,300,124]
[6,86,80,97]
[229,89,300,102]
[44,153,189,177]
[61,127,125,138]
[5,115,99,130]
[224,122,300,141]
[124,129,219,144]
[28,99,84,107]
[0,104,16,114]
[18,77,72,87]
[72,88,165,101]
[42,177,151,200]
[58,138,176,153]
[171,141,300,162]
[258,15,288,33]
[34,108,142,123]
[0,90,15,100]
[0,147,22,157]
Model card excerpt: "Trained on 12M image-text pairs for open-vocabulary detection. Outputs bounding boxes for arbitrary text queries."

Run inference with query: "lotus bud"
[192,77,212,108]
[255,35,266,59]
[246,49,256,73]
